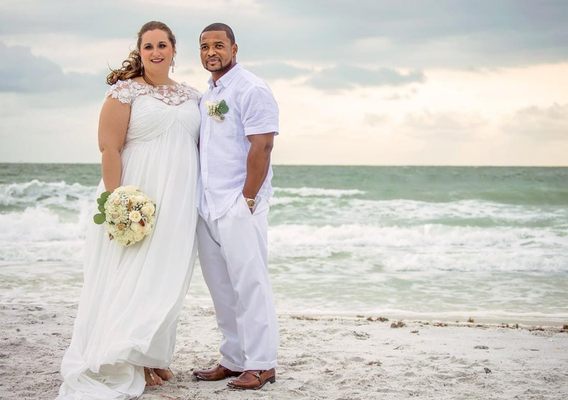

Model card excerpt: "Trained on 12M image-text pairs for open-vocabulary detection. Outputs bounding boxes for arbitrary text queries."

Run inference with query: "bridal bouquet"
[93,185,156,247]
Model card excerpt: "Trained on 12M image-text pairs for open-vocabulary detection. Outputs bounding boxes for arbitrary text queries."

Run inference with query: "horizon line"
[1,162,567,168]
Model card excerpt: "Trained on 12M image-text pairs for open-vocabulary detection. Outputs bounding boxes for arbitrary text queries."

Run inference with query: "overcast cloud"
[0,0,567,164]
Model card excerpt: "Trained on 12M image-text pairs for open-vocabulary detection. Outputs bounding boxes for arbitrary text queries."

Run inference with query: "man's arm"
[242,133,275,202]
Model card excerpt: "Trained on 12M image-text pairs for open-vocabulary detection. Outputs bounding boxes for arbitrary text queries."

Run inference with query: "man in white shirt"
[193,23,279,391]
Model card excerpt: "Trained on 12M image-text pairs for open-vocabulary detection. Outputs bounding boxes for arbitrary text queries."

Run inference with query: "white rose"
[141,203,155,216]
[133,195,146,204]
[142,222,152,234]
[129,210,142,222]
[121,185,138,193]
[130,222,144,233]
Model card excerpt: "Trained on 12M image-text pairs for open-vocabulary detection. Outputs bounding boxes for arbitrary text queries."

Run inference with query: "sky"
[0,0,567,165]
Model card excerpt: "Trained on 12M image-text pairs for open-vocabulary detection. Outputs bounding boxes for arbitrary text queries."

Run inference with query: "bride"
[57,21,200,399]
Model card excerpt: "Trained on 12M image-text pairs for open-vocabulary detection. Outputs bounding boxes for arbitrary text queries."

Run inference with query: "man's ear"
[232,43,238,57]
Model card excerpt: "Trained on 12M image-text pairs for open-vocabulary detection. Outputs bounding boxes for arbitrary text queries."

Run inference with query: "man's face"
[199,30,237,75]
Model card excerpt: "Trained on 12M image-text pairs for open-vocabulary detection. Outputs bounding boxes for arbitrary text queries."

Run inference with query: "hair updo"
[106,21,176,85]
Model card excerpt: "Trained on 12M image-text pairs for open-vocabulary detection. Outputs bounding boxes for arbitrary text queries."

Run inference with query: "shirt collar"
[208,63,241,89]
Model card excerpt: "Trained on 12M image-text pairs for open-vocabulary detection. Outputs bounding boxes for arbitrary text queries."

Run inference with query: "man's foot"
[153,368,174,381]
[193,364,241,381]
[227,369,276,390]
[144,367,164,386]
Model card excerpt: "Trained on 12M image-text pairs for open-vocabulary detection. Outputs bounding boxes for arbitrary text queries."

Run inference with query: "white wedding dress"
[58,79,201,399]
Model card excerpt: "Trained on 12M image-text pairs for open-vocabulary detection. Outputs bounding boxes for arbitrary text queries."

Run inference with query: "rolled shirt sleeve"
[242,85,279,136]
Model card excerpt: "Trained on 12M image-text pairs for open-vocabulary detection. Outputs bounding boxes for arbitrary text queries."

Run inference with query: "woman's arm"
[98,98,131,192]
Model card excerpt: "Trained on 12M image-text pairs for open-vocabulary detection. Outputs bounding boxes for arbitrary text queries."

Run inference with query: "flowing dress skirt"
[57,119,199,399]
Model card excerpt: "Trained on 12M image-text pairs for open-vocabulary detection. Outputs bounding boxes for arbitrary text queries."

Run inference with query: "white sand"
[1,301,567,400]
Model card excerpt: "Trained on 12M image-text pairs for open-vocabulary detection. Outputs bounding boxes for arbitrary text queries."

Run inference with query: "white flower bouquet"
[93,185,156,246]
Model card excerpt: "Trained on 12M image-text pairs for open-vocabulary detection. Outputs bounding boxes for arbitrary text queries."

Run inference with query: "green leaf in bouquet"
[98,203,105,213]
[218,100,229,114]
[97,191,111,205]
[93,213,106,224]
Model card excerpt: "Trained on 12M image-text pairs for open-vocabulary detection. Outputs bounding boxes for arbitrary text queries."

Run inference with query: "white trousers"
[197,194,279,371]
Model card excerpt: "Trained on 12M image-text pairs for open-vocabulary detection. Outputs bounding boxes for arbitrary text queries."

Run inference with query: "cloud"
[504,103,568,140]
[364,113,390,126]
[0,42,62,92]
[244,62,312,81]
[384,88,419,101]
[305,65,425,91]
[401,110,487,141]
[0,42,104,102]
[1,0,567,70]
[261,0,568,68]
[0,0,567,165]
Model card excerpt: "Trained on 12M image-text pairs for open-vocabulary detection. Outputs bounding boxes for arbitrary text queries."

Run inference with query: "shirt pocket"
[209,109,238,137]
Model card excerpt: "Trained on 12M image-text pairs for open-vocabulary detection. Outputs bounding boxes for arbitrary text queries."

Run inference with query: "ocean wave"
[1,181,566,273]
[269,223,566,249]
[0,206,89,262]
[270,197,567,227]
[1,180,563,228]
[0,179,96,211]
[268,223,568,273]
[273,187,366,198]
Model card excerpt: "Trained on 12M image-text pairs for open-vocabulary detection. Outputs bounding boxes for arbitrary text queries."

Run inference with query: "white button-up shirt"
[198,64,279,220]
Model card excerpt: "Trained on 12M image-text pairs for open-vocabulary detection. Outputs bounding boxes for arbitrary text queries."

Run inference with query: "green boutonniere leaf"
[218,100,229,114]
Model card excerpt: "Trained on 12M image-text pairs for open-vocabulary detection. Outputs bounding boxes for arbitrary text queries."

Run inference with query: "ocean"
[1,163,567,325]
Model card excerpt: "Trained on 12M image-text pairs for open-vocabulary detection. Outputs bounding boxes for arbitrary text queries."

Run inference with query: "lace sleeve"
[105,80,135,104]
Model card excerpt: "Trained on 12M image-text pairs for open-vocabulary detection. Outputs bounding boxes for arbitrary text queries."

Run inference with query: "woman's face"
[139,29,175,75]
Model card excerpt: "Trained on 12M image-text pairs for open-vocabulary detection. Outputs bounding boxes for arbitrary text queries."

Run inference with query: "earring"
[171,58,176,73]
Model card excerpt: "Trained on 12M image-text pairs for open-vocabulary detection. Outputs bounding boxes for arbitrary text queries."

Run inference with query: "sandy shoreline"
[1,300,567,400]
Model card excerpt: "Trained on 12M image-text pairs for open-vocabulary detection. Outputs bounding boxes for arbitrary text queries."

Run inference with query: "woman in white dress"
[57,21,200,399]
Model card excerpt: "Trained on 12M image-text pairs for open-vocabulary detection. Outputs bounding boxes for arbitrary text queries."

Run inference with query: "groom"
[193,23,279,390]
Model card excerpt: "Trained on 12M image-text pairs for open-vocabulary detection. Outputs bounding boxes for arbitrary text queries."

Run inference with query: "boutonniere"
[205,99,229,121]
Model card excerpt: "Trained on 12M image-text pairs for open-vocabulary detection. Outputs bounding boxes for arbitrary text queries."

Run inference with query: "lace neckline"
[106,78,200,106]
[135,78,180,89]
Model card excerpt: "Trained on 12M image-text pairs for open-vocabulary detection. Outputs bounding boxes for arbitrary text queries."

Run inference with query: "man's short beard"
[207,60,233,74]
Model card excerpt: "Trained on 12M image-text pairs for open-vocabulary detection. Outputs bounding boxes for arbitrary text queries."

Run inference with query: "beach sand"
[1,301,567,400]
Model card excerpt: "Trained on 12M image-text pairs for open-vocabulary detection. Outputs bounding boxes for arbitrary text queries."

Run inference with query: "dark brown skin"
[242,133,275,200]
[199,30,237,83]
